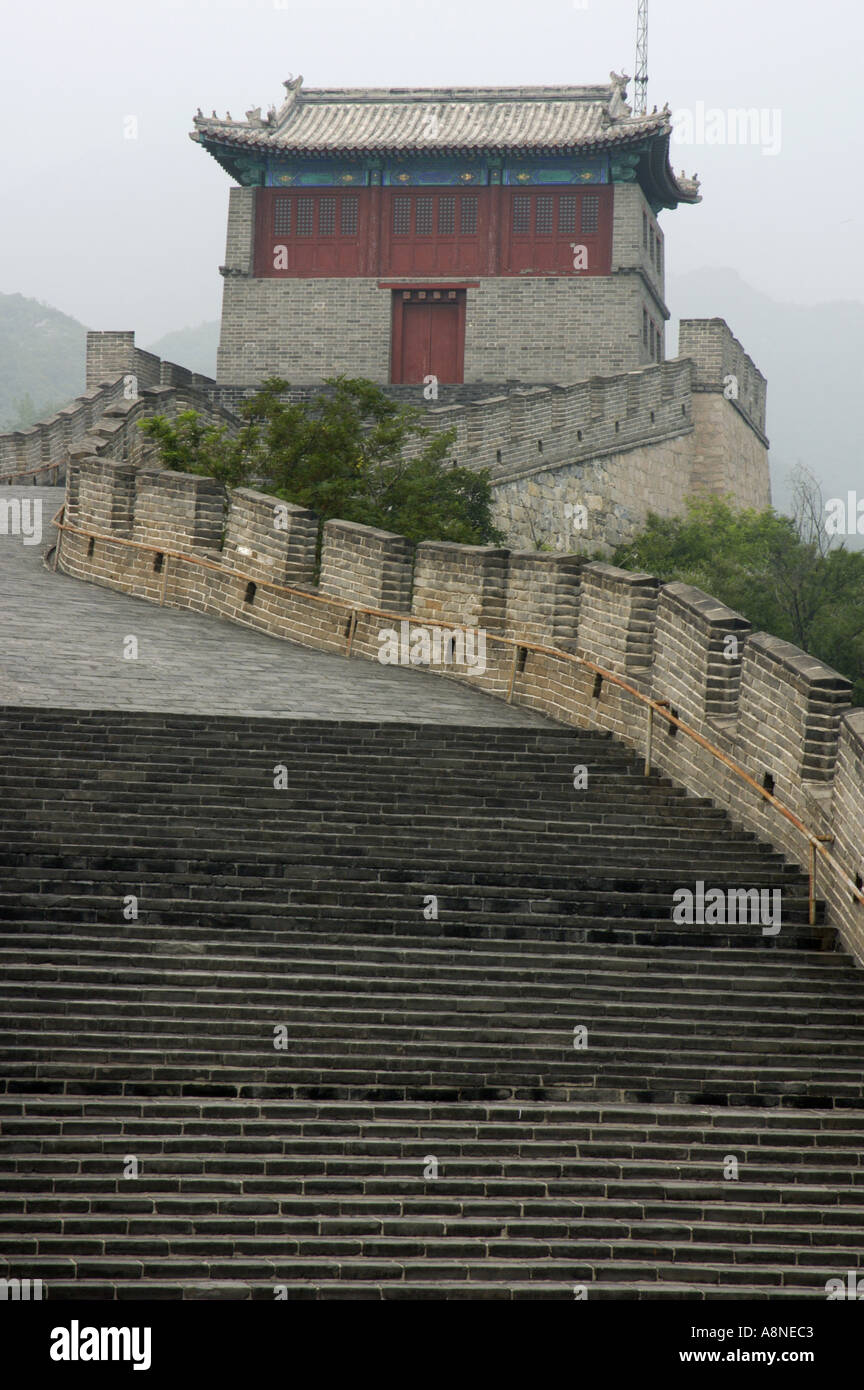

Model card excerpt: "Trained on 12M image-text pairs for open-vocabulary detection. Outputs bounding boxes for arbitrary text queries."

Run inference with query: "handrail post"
[810,836,835,926]
[51,505,65,572]
[646,700,669,776]
[345,610,358,658]
[506,645,519,704]
[159,555,170,606]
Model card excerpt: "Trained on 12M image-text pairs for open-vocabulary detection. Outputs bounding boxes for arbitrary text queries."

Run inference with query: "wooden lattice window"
[535,196,554,234]
[460,196,477,234]
[513,195,531,234]
[318,196,336,234]
[393,197,411,234]
[437,196,455,233]
[558,196,578,234]
[415,197,434,234]
[340,196,358,234]
[296,197,315,235]
[582,196,599,234]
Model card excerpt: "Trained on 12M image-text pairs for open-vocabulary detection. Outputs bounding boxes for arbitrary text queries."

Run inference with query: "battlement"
[404,358,696,482]
[3,323,771,556]
[213,344,769,554]
[679,317,767,440]
[57,456,864,967]
[0,332,222,485]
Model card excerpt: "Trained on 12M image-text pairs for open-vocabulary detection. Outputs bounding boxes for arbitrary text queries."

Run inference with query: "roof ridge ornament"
[272,73,304,131]
[606,71,632,121]
[282,74,304,102]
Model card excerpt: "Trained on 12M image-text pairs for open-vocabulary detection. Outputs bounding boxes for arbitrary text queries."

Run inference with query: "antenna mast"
[634,0,648,115]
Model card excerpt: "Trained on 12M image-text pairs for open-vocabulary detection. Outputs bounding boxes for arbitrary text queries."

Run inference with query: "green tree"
[614,495,864,704]
[137,411,249,490]
[138,376,502,547]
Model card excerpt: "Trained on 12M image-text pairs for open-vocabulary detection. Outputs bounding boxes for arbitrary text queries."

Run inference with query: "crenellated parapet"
[0,332,227,485]
[5,322,772,562]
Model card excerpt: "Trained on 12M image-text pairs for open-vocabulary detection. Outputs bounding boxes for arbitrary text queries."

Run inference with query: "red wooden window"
[383,190,486,275]
[415,197,434,234]
[582,195,599,234]
[255,185,611,279]
[558,195,578,233]
[502,188,611,274]
[460,197,477,234]
[296,198,315,234]
[256,189,368,275]
[438,196,455,233]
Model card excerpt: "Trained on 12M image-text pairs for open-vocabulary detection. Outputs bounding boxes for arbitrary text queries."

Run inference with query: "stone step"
[2,706,860,1297]
[31,1278,832,1300]
[0,1252,850,1290]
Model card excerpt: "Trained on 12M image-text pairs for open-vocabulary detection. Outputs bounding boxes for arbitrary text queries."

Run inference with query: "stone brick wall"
[318,519,413,611]
[0,332,219,484]
[217,276,393,384]
[578,564,659,677]
[391,352,768,553]
[217,273,662,387]
[56,455,864,968]
[492,430,696,553]
[132,468,225,553]
[653,583,751,724]
[610,182,666,362]
[223,489,318,587]
[679,318,767,441]
[85,331,217,393]
[222,187,256,276]
[687,393,772,511]
[503,552,584,646]
[827,712,864,961]
[412,543,509,630]
[66,457,136,538]
[462,276,652,384]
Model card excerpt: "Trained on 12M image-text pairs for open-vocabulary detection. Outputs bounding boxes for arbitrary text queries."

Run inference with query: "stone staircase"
[1,706,863,1300]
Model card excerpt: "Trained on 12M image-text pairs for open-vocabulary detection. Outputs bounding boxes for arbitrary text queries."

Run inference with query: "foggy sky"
[1,0,861,342]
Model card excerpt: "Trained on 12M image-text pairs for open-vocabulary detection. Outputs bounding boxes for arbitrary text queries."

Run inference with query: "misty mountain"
[145,322,219,380]
[668,267,863,516]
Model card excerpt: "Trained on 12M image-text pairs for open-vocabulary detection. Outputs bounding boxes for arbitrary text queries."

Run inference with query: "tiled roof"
[191,76,701,205]
[193,78,667,154]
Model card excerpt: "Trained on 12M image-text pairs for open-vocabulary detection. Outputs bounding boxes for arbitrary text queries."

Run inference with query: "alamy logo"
[825,1270,864,1299]
[672,881,781,936]
[0,1277,43,1300]
[671,103,782,157]
[49,1320,152,1371]
[824,493,864,536]
[378,620,486,676]
[0,496,42,545]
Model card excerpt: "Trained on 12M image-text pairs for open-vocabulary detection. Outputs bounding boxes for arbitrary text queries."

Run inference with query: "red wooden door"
[391,290,465,384]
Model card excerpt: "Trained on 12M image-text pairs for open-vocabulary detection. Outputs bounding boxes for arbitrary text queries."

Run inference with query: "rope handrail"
[48,503,864,922]
[1,463,65,485]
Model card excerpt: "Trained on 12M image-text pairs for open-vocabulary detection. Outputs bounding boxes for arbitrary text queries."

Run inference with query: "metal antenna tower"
[634,0,649,115]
